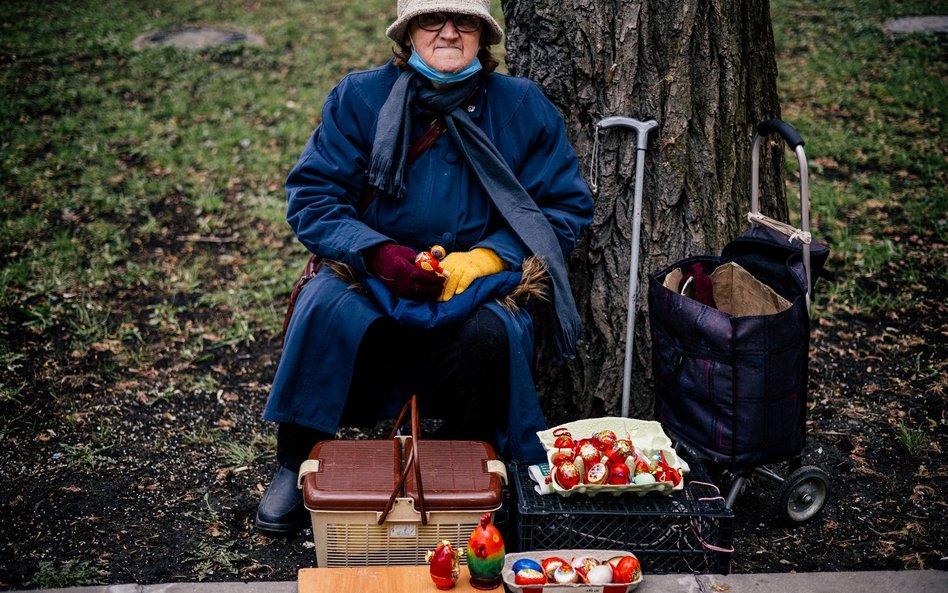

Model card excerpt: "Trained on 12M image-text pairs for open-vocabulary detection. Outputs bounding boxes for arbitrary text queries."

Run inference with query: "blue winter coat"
[263,60,593,462]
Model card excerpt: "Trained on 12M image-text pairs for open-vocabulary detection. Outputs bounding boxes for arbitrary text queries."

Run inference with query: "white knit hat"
[386,0,503,46]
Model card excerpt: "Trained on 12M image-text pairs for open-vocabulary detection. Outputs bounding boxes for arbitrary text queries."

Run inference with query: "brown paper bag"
[710,262,792,317]
[663,268,684,292]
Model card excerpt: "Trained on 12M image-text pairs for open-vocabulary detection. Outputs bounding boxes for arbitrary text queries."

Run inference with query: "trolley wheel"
[776,466,830,524]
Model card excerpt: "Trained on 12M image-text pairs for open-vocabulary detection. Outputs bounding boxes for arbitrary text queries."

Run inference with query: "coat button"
[444,152,458,163]
[467,105,475,113]
[441,232,454,244]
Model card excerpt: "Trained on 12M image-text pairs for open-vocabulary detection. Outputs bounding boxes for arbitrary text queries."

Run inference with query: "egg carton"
[502,550,643,593]
[537,416,688,496]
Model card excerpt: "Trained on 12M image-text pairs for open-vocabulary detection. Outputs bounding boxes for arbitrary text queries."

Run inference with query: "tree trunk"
[502,0,788,422]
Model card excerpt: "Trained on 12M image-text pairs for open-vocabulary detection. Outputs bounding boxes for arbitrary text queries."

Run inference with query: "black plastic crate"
[510,451,734,575]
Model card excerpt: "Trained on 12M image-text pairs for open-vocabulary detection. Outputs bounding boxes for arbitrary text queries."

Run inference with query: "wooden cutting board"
[298,566,490,593]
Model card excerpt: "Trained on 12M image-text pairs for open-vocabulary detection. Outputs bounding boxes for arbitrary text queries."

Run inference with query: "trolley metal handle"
[750,119,813,309]
[757,119,804,150]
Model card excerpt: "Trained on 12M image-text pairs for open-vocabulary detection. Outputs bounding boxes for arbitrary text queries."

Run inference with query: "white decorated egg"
[587,564,614,585]
[633,472,657,485]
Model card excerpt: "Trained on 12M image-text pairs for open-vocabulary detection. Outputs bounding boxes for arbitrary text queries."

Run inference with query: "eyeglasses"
[416,12,483,33]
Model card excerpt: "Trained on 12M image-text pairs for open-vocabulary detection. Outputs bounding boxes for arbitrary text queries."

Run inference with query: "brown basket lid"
[405,440,503,511]
[302,439,402,512]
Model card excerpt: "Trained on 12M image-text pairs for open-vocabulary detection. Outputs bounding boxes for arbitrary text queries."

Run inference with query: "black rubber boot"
[255,423,330,535]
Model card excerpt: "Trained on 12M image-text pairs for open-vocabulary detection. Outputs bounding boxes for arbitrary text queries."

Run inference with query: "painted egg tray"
[536,416,689,497]
[502,550,643,593]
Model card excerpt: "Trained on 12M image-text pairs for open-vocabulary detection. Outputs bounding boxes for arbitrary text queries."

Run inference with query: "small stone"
[883,16,948,34]
[133,27,265,50]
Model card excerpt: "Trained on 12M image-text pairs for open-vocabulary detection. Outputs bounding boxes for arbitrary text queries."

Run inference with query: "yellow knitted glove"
[438,248,507,302]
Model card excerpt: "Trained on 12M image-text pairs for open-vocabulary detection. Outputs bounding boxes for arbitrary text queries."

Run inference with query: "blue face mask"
[408,48,482,85]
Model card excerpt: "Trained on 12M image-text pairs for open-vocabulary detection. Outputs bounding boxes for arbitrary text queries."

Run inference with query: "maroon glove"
[365,243,445,301]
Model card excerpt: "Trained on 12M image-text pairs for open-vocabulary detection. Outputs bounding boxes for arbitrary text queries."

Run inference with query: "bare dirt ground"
[0,213,944,588]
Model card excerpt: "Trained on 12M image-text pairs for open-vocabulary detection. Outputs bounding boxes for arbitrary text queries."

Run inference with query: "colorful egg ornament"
[425,540,460,590]
[540,557,568,581]
[466,512,505,590]
[585,461,609,485]
[551,564,579,584]
[593,429,618,450]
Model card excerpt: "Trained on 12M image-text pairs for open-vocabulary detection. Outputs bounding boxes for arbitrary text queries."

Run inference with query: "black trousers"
[279,308,509,464]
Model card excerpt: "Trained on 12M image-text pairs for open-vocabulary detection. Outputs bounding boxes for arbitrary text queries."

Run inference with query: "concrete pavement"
[14,571,948,593]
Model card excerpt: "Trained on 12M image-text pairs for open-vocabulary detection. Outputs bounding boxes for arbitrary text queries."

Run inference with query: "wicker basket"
[298,396,507,568]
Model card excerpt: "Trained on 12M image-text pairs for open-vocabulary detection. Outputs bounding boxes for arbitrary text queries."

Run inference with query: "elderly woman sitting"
[256,0,593,534]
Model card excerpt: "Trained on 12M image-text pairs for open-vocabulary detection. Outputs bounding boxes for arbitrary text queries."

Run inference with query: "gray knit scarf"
[367,69,582,357]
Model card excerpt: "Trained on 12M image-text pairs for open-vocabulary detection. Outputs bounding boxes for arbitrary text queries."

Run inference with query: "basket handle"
[379,395,428,525]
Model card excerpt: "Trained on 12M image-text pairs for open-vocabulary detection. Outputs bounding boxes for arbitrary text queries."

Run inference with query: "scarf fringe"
[555,315,582,359]
[367,152,401,199]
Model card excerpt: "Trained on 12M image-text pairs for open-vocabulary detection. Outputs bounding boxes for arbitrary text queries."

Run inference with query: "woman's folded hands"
[364,244,507,302]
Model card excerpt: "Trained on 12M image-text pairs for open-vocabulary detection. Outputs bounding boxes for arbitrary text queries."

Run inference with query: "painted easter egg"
[587,564,615,585]
[466,512,505,589]
[514,568,547,586]
[511,558,542,574]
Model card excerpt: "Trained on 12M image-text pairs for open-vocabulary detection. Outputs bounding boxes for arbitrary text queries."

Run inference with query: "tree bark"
[502,0,788,421]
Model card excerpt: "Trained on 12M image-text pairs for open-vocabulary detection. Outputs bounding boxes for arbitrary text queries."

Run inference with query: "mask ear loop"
[589,123,602,196]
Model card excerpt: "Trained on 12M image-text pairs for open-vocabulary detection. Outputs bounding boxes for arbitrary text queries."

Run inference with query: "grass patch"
[771,0,947,316]
[62,442,117,470]
[219,432,276,470]
[27,559,106,588]
[896,423,929,457]
[184,494,243,579]
[0,0,395,370]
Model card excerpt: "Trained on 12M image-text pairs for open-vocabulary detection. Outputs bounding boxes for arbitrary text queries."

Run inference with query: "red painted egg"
[612,555,642,584]
[552,427,574,454]
[574,439,602,466]
[607,461,631,485]
[550,452,572,467]
[541,556,568,581]
[655,465,682,486]
[593,429,617,450]
[554,460,581,490]
[605,439,632,464]
[514,568,547,585]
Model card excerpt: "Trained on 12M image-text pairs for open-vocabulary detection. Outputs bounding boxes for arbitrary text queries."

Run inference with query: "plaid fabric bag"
[649,226,829,469]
